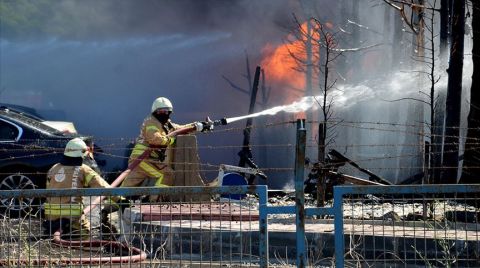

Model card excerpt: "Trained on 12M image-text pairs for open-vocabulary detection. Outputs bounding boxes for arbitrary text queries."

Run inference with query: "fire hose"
[50,124,209,264]
[82,122,214,215]
[0,149,152,266]
[0,122,229,266]
[0,229,147,266]
[83,148,152,215]
[49,147,154,265]
[84,117,227,214]
[49,130,181,265]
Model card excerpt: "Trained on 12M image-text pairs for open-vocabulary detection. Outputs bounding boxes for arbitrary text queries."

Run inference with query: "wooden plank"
[139,203,259,221]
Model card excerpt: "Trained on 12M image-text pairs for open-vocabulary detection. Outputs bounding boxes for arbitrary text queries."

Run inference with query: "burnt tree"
[460,0,480,184]
[384,0,444,184]
[423,0,443,185]
[440,0,450,56]
[442,0,465,184]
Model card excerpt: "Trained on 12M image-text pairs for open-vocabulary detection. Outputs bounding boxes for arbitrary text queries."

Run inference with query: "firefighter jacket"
[130,115,193,165]
[43,163,117,219]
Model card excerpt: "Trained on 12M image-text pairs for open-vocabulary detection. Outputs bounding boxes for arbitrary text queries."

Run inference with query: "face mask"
[154,113,170,124]
[60,156,83,166]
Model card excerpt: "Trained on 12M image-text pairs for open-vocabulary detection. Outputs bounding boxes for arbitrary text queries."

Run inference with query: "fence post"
[258,185,269,267]
[333,186,345,268]
[295,119,307,267]
[317,122,326,207]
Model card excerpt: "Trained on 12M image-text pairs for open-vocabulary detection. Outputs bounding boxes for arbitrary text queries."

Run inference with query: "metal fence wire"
[0,186,268,267]
[1,184,480,267]
[331,185,480,268]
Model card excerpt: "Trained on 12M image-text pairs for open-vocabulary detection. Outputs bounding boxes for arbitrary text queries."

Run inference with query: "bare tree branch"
[381,97,431,106]
[347,19,383,35]
[385,0,440,12]
[332,43,382,52]
[222,75,249,94]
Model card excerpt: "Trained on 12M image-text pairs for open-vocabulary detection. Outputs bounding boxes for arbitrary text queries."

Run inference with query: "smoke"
[226,68,442,125]
[0,0,474,188]
[2,0,300,42]
[0,0,306,181]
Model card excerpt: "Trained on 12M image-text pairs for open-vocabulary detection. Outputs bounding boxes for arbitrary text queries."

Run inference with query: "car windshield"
[0,109,67,136]
[0,105,44,121]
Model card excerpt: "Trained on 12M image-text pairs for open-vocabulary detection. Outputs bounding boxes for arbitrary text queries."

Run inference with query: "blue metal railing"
[331,184,480,268]
[3,183,479,267]
[2,117,480,268]
[0,185,269,267]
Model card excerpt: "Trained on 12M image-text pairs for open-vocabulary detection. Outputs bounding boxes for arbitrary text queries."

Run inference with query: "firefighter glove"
[194,122,204,132]
[201,121,213,132]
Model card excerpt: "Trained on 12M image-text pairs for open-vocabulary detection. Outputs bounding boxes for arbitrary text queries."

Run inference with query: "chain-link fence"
[330,185,480,268]
[0,186,268,267]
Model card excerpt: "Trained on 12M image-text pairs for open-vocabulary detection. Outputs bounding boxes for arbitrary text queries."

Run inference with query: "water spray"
[169,95,327,135]
[212,95,321,126]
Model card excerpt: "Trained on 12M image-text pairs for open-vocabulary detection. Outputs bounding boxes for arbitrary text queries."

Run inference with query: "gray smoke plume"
[0,0,306,185]
[0,0,473,188]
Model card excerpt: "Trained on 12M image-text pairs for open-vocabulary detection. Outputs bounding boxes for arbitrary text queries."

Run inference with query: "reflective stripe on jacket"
[43,203,83,217]
[44,163,115,218]
[131,115,192,163]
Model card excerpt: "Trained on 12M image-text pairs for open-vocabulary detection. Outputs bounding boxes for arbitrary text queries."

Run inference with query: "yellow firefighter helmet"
[64,138,88,158]
[151,97,173,113]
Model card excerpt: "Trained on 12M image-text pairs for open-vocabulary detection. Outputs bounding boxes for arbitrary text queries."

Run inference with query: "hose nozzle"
[213,117,228,126]
[202,117,228,132]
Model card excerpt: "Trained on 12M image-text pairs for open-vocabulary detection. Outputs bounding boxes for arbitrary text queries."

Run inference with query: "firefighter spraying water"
[84,95,322,214]
[39,94,334,267]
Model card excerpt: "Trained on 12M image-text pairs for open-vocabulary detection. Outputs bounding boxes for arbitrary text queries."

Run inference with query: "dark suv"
[0,106,102,215]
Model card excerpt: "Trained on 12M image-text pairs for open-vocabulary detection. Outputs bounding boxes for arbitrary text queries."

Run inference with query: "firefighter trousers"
[121,158,174,202]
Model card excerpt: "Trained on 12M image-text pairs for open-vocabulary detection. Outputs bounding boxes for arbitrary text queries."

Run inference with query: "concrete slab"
[121,203,480,266]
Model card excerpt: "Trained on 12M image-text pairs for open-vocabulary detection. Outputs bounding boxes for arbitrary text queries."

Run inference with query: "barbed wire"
[3,143,480,155]
[1,137,479,175]
[3,136,480,154]
[4,139,480,153]
[3,141,477,169]
[0,167,295,176]
[1,163,479,177]
[6,119,480,143]
[2,119,480,180]
[2,135,480,163]
[308,120,478,130]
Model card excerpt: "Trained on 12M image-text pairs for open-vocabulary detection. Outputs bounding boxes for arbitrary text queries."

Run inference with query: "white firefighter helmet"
[64,138,88,158]
[151,97,173,113]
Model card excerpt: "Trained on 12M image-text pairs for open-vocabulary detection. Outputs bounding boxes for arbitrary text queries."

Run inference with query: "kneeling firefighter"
[120,97,211,202]
[43,138,127,239]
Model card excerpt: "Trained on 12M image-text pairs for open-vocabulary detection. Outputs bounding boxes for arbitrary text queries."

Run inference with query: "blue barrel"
[221,172,247,200]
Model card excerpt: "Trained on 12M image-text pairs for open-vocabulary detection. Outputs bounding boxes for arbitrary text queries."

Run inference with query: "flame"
[261,42,305,92]
[261,41,305,119]
[261,20,323,119]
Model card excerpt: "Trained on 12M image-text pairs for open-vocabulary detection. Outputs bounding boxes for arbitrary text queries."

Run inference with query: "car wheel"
[0,173,37,217]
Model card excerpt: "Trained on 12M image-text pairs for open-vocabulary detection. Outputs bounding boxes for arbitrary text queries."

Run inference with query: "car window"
[0,120,21,141]
[0,104,44,121]
[1,110,64,136]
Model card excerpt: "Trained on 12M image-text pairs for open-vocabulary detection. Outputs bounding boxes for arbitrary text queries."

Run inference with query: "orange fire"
[261,22,324,103]
[261,41,305,119]
[261,42,305,94]
[260,20,324,119]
